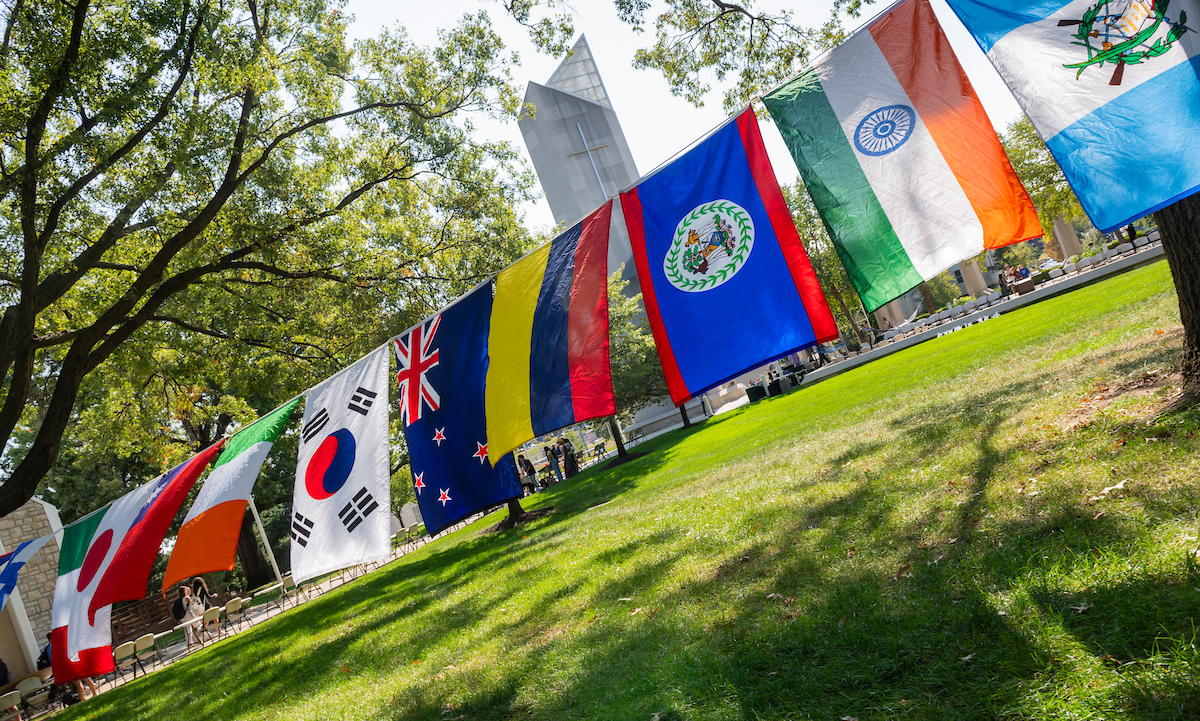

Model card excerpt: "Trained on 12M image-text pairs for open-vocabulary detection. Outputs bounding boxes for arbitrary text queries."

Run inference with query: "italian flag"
[162,398,300,592]
[763,0,1040,312]
[51,508,115,684]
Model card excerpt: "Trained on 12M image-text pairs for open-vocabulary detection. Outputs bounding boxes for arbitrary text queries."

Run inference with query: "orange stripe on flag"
[870,0,1041,248]
[162,500,247,593]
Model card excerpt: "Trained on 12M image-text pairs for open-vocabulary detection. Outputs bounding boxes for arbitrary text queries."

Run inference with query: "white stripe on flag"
[987,0,1196,139]
[815,31,983,278]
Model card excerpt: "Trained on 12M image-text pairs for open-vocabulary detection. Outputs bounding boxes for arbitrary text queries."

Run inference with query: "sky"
[341,0,1027,230]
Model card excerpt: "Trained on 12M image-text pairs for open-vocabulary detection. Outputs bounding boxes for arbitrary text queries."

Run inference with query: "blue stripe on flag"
[944,0,1072,53]
[529,223,580,436]
[1046,55,1200,232]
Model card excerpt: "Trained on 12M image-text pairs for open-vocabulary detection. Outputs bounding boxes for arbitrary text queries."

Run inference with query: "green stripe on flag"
[764,71,922,312]
[212,397,301,469]
[58,506,109,575]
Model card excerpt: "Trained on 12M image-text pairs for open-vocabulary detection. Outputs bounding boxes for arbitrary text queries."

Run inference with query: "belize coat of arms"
[662,200,755,293]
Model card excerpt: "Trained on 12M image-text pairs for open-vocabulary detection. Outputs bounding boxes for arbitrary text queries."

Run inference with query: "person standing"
[558,438,579,477]
[544,445,564,484]
[172,586,200,645]
[517,454,537,494]
[192,577,215,641]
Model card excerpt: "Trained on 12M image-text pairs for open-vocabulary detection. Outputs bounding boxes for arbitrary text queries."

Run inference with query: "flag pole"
[248,495,284,585]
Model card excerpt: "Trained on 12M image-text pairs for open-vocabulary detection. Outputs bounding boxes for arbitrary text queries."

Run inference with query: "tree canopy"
[0,0,539,517]
[998,117,1085,240]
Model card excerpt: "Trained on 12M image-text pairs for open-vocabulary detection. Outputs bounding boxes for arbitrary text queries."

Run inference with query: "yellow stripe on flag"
[486,243,551,465]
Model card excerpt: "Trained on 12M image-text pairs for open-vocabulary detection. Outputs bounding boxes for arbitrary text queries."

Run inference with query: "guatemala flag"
[0,534,53,613]
[620,108,838,405]
[944,0,1200,231]
[394,282,523,536]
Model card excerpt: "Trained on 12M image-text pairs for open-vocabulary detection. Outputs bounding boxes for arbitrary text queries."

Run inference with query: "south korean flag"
[291,346,391,583]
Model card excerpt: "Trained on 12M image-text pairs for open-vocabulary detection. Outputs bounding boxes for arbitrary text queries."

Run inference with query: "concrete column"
[1053,214,1083,258]
[961,259,990,296]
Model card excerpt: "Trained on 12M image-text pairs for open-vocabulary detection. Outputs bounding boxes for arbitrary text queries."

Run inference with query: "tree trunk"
[507,496,525,520]
[829,285,866,343]
[679,404,692,428]
[236,511,274,590]
[919,283,935,314]
[1155,193,1200,407]
[607,416,628,458]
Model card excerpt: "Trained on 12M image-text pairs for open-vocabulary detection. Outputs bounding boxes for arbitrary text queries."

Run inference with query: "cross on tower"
[567,122,609,197]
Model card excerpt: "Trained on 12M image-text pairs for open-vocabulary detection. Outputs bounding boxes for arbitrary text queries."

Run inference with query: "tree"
[606,266,668,456]
[781,182,868,342]
[1155,195,1200,408]
[999,117,1085,241]
[0,0,537,516]
[925,270,963,309]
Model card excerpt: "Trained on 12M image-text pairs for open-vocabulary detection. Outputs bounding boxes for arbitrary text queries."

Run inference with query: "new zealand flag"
[395,282,522,535]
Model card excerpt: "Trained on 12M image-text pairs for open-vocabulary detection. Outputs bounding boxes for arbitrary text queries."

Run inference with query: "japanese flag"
[291,346,391,582]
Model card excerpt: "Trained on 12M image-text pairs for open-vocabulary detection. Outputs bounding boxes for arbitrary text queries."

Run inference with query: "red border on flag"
[567,200,618,419]
[735,109,839,343]
[619,189,690,405]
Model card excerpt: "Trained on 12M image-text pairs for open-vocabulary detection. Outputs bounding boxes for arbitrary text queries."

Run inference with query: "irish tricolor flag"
[163,397,300,592]
[764,0,1040,312]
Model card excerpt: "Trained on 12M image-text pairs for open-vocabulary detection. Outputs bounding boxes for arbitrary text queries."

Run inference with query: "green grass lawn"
[68,261,1200,720]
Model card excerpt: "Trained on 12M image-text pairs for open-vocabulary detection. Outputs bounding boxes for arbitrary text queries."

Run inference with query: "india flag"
[764,0,1040,312]
[944,0,1200,232]
[162,397,301,592]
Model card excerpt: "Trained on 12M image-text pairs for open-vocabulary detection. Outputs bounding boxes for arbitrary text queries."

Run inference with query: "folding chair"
[16,676,52,716]
[0,690,22,721]
[198,607,221,644]
[112,641,141,680]
[134,633,159,671]
[300,582,322,601]
[222,597,250,633]
[281,575,299,607]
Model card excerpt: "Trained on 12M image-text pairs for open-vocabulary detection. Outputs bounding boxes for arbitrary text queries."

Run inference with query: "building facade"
[518,35,642,296]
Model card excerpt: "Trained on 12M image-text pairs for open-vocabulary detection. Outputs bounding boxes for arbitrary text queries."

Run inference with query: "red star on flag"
[433,428,446,446]
[438,489,451,506]
[472,441,488,464]
[393,315,442,426]
[413,471,425,495]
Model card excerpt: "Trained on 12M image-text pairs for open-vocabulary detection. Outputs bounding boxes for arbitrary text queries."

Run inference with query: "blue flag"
[619,108,838,405]
[943,0,1200,231]
[393,282,522,535]
[0,534,53,613]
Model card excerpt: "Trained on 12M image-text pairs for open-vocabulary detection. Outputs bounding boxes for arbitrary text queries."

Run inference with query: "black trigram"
[338,487,379,533]
[302,408,330,443]
[291,512,315,547]
[348,387,377,416]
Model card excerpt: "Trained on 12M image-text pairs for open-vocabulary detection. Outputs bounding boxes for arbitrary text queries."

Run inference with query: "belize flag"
[395,282,522,536]
[620,108,838,406]
[0,534,53,613]
[486,201,615,465]
[944,0,1200,231]
[764,0,1041,312]
[291,346,391,583]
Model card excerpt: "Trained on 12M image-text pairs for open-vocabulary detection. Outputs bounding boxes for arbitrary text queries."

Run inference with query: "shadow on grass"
[70,267,1193,720]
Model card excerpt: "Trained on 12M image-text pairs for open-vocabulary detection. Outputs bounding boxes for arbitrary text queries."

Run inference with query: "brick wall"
[0,499,60,643]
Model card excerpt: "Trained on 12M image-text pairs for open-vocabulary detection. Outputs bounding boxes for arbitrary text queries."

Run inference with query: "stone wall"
[0,499,61,643]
